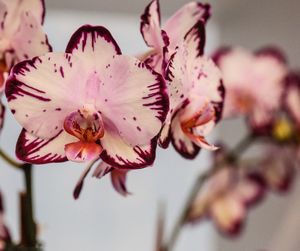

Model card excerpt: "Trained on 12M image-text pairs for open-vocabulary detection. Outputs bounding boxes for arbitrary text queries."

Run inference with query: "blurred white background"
[1,1,300,251]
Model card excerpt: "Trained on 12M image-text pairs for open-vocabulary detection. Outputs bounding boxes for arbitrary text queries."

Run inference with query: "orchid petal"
[111,169,130,196]
[164,3,210,50]
[92,161,113,179]
[65,141,102,163]
[140,0,166,49]
[170,110,199,159]
[96,55,168,146]
[210,195,245,236]
[100,120,156,168]
[0,1,7,36]
[6,53,84,139]
[66,25,121,67]
[16,129,75,164]
[2,0,45,35]
[285,72,300,126]
[158,118,171,148]
[11,11,51,64]
[73,163,95,200]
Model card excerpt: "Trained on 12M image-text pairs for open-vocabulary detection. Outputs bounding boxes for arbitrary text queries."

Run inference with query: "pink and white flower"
[162,21,224,158]
[0,192,11,251]
[6,25,168,169]
[0,0,51,132]
[140,0,210,72]
[213,47,288,130]
[188,167,265,236]
[258,144,295,192]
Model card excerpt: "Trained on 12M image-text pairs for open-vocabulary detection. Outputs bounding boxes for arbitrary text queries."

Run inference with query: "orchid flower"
[6,25,168,171]
[0,0,51,132]
[0,192,11,251]
[284,71,300,128]
[140,0,210,72]
[188,167,265,236]
[159,21,224,158]
[213,47,288,130]
[258,145,295,192]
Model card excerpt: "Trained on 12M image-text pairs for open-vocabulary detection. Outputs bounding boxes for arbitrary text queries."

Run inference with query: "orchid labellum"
[140,0,210,72]
[188,167,265,236]
[213,47,288,130]
[0,0,51,132]
[6,25,168,170]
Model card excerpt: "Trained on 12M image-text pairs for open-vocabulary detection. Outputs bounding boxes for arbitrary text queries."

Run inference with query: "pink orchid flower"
[188,167,265,236]
[213,47,288,130]
[140,0,210,72]
[284,71,300,128]
[5,25,168,170]
[0,192,11,251]
[0,0,51,131]
[160,21,224,158]
[258,144,295,193]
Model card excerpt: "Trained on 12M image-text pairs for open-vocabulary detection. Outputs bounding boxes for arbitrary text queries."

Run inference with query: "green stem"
[0,148,23,169]
[20,164,37,248]
[163,135,255,251]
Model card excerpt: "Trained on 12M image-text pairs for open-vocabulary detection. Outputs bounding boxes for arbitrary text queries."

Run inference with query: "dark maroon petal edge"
[100,137,158,169]
[65,25,122,55]
[16,129,68,164]
[140,0,161,47]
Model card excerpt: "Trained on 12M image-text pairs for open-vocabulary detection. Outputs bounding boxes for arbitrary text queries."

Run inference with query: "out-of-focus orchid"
[6,25,168,170]
[213,47,288,131]
[284,71,300,128]
[0,0,51,133]
[0,192,11,251]
[160,21,224,158]
[140,0,210,72]
[258,145,295,192]
[187,167,265,236]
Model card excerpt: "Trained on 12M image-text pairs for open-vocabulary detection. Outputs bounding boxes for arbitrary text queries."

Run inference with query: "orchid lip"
[63,105,105,143]
[180,102,216,146]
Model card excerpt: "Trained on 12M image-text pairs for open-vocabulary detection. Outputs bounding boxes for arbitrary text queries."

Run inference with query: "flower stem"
[20,164,37,248]
[162,134,255,251]
[0,148,23,169]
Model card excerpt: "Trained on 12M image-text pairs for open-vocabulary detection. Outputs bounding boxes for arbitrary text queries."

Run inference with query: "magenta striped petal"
[66,25,121,66]
[100,123,157,168]
[140,0,166,49]
[163,2,210,50]
[92,161,113,179]
[16,129,75,164]
[11,11,52,63]
[6,53,83,139]
[111,169,130,196]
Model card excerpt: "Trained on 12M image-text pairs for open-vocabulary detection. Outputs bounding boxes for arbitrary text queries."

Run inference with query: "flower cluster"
[0,0,299,248]
[3,0,224,198]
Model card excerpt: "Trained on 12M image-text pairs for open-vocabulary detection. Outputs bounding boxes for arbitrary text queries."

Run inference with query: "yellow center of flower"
[272,118,293,142]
